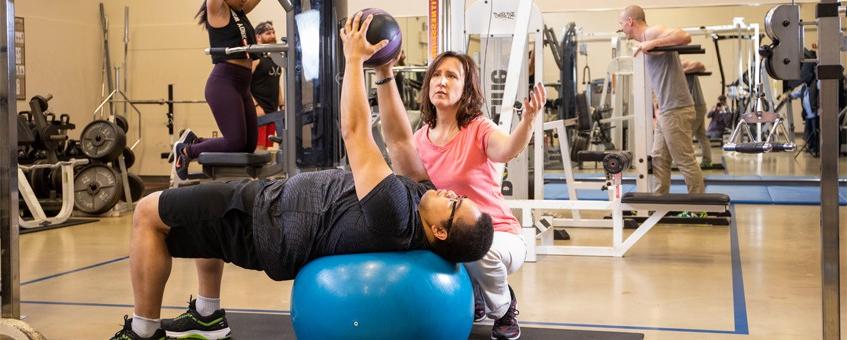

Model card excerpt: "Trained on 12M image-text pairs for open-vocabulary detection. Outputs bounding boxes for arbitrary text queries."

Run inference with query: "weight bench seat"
[621,192,730,205]
[197,152,271,167]
[196,152,277,180]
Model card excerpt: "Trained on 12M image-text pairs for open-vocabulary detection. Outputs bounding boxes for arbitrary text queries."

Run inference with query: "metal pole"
[448,0,464,52]
[123,6,129,115]
[492,0,532,184]
[1,0,19,318]
[438,0,449,54]
[283,9,297,176]
[167,84,174,135]
[816,1,841,339]
[99,2,114,116]
[633,52,652,193]
[533,37,543,200]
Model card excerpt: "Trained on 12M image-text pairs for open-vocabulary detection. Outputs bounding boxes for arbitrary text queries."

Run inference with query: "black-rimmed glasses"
[445,195,467,230]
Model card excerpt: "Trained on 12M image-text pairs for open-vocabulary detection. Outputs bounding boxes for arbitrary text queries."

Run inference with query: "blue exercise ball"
[290,250,473,340]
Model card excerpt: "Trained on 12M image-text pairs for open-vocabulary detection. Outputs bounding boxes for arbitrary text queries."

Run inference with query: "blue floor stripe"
[729,205,750,334]
[518,321,737,334]
[22,256,129,286]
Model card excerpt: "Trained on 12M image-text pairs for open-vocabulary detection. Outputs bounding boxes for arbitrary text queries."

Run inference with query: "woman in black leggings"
[174,0,263,180]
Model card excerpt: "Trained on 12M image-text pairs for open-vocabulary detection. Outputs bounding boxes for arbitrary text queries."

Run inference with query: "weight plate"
[114,115,129,133]
[80,120,126,161]
[50,166,64,194]
[29,160,52,199]
[120,173,145,203]
[113,147,135,170]
[73,164,122,215]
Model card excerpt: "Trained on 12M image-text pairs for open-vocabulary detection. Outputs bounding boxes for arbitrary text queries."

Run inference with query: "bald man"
[618,5,704,194]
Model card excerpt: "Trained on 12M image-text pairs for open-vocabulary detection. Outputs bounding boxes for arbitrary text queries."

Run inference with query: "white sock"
[195,295,221,317]
[132,314,160,338]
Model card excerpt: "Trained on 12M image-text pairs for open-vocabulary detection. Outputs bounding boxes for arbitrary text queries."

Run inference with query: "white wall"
[16,0,105,143]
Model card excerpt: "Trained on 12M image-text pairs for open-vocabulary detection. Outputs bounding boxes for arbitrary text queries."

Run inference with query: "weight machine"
[759,3,843,338]
[722,40,796,154]
[464,0,544,200]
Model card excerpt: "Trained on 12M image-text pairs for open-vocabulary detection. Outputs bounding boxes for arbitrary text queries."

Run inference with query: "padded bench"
[174,111,286,185]
[197,152,272,167]
[197,151,278,179]
[621,192,730,205]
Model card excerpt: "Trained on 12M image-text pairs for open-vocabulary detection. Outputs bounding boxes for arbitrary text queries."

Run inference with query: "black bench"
[621,192,730,205]
[193,111,285,180]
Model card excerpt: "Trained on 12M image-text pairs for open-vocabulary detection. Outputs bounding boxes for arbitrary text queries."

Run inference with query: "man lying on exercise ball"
[110,11,494,340]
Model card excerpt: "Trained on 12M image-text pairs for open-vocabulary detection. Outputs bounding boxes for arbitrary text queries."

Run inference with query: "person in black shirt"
[110,12,494,340]
[251,21,283,150]
[172,0,262,181]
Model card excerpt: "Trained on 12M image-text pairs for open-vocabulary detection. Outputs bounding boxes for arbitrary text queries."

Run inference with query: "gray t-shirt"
[646,51,695,111]
[251,169,432,281]
[685,73,706,107]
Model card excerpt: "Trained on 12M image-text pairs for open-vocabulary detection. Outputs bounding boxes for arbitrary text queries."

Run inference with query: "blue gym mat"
[543,173,843,185]
[544,182,847,205]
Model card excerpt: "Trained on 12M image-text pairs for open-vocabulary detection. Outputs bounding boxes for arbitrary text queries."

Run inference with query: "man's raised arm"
[373,61,430,182]
[339,12,393,199]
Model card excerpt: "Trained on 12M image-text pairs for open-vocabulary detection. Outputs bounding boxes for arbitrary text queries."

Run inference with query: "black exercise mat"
[227,311,644,340]
[19,218,99,234]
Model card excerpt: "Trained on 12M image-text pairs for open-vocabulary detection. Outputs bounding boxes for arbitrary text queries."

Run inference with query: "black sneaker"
[110,315,166,340]
[168,129,198,163]
[161,298,231,339]
[491,286,520,340]
[173,142,191,181]
[474,285,486,322]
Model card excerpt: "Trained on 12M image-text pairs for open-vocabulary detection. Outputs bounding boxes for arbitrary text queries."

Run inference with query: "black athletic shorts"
[158,180,264,271]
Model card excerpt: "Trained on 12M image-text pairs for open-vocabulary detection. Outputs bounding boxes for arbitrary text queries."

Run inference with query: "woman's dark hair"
[195,1,208,26]
[418,51,485,129]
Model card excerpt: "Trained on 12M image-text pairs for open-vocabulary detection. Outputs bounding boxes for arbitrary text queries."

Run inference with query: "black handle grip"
[770,143,796,152]
[651,44,704,54]
[206,47,229,55]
